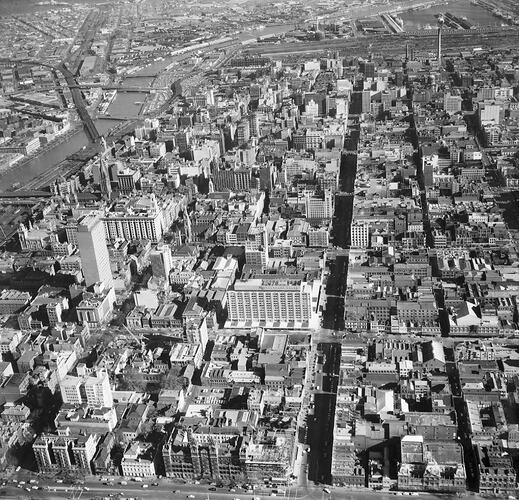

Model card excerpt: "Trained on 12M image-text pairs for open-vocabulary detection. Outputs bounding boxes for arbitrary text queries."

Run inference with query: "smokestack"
[437,15,444,66]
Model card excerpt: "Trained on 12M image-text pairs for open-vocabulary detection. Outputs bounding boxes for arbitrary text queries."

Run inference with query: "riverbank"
[0,126,80,180]
[0,119,120,192]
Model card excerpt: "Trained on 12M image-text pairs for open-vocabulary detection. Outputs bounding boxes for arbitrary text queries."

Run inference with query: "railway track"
[248,25,519,56]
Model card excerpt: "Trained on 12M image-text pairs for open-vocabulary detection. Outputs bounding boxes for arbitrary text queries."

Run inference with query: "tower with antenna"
[437,15,444,67]
[183,210,192,244]
[99,137,112,200]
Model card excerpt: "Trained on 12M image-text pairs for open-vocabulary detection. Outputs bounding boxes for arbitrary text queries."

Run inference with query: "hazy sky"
[0,0,109,16]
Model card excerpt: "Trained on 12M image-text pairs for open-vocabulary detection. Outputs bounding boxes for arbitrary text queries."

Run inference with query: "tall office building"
[444,94,463,115]
[53,439,74,470]
[33,436,54,472]
[351,221,370,248]
[259,165,274,190]
[84,371,113,408]
[60,375,83,404]
[305,190,334,220]
[150,243,173,280]
[33,433,98,474]
[77,214,113,288]
[226,275,321,328]
[249,113,260,137]
[99,159,112,199]
[60,371,113,408]
[102,195,164,243]
[350,91,371,114]
[117,168,141,193]
[72,435,99,473]
[360,60,376,79]
[245,224,269,268]
[479,103,502,125]
[237,119,250,145]
[213,168,251,192]
[405,43,415,61]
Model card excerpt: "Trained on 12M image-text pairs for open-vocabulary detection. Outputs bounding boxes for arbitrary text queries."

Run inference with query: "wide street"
[0,479,452,500]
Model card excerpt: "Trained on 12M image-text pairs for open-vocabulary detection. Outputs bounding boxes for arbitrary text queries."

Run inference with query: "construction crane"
[121,322,145,351]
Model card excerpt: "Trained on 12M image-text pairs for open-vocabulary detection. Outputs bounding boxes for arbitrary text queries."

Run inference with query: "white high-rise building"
[305,190,334,220]
[226,275,321,329]
[60,375,82,405]
[351,221,370,248]
[479,103,501,125]
[103,212,163,243]
[59,371,113,408]
[150,244,173,280]
[306,99,319,118]
[84,371,113,408]
[102,194,164,243]
[77,214,113,287]
[444,94,462,115]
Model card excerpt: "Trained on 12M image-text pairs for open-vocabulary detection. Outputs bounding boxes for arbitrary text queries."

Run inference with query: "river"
[106,91,149,117]
[400,0,503,29]
[0,119,120,191]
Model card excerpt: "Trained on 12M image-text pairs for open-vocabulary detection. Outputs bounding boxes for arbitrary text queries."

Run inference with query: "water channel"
[400,0,504,29]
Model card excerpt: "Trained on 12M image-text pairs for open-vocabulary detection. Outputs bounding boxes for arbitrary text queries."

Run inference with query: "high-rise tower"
[99,137,112,200]
[150,244,173,280]
[405,43,414,61]
[77,213,113,287]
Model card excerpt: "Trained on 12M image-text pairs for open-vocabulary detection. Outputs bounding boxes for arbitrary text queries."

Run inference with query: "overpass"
[0,197,51,208]
[0,191,53,199]
[57,62,101,143]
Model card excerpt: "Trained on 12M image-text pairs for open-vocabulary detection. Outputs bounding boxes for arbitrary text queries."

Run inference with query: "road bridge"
[57,62,101,143]
[97,114,141,121]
